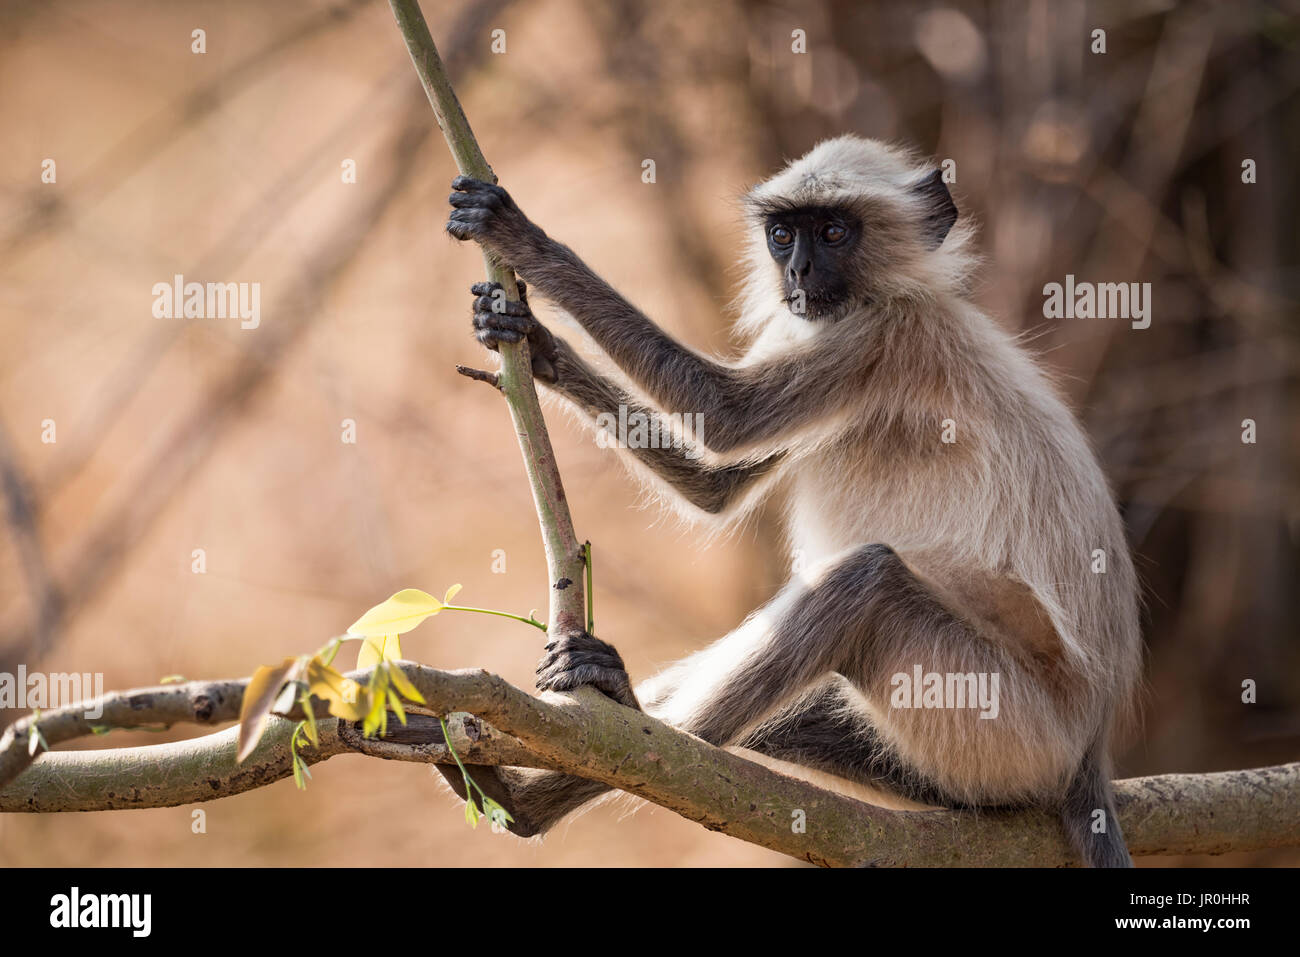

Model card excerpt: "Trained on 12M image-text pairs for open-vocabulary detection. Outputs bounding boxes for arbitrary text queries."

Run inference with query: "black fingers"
[451,175,506,196]
[470,279,528,302]
[449,176,510,208]
[447,178,527,247]
[470,280,536,351]
[446,206,490,240]
[536,632,640,710]
[474,312,533,346]
[473,293,531,318]
[473,315,534,349]
[466,280,555,383]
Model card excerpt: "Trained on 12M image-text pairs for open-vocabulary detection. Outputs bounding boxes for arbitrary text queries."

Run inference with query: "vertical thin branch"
[387,0,587,637]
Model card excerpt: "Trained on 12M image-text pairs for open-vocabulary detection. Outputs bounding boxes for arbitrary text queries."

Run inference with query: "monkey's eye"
[769,225,794,247]
[820,223,847,244]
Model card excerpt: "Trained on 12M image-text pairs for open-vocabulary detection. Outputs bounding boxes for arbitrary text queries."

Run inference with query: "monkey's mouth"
[784,288,850,321]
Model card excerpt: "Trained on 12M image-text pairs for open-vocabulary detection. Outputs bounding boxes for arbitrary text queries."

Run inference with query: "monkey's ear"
[913,169,958,249]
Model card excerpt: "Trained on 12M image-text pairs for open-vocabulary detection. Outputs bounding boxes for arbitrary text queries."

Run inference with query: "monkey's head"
[743,136,966,324]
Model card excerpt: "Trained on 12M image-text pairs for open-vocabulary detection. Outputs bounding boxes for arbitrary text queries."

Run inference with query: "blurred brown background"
[0,0,1296,866]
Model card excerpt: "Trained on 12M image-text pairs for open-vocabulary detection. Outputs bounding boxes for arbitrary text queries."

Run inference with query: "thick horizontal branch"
[2,665,1295,866]
[0,720,345,811]
[0,711,543,812]
[0,678,250,789]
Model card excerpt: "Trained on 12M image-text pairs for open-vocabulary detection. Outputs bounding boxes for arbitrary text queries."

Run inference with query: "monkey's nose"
[787,257,812,283]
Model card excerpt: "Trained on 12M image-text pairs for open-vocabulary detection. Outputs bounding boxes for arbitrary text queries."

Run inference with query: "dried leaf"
[237,657,302,763]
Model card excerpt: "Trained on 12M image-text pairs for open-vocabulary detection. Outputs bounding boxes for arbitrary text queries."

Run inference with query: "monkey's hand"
[470,280,558,384]
[536,630,641,711]
[447,176,544,264]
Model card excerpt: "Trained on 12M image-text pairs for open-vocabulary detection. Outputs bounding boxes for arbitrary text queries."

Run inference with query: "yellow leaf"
[238,657,302,763]
[443,583,462,605]
[355,634,403,670]
[386,661,426,704]
[346,589,443,638]
[305,657,368,722]
[387,687,407,726]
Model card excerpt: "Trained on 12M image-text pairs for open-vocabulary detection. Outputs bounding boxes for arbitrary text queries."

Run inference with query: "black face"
[765,205,860,320]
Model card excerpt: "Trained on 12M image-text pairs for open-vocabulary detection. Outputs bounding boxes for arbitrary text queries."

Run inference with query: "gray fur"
[443,136,1141,866]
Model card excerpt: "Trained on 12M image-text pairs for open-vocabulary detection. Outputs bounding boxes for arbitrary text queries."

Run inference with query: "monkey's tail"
[1060,737,1134,868]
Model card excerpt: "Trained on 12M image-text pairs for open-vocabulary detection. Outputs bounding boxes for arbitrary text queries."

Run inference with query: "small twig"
[583,540,594,633]
[455,365,501,389]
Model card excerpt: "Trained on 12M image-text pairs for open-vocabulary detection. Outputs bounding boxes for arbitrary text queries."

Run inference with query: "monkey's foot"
[433,763,542,837]
[535,631,641,711]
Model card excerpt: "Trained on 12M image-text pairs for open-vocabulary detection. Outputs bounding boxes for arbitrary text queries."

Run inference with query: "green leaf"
[159,674,186,684]
[482,796,514,828]
[443,583,462,605]
[346,589,444,638]
[300,696,319,747]
[464,797,480,829]
[319,637,343,668]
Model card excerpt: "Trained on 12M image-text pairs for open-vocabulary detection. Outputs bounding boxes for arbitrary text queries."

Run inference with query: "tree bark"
[2,667,1296,866]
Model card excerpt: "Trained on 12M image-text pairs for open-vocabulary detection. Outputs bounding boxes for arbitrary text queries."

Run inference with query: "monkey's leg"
[645,544,1081,794]
[444,560,900,834]
[434,631,641,838]
[433,652,690,838]
[739,675,954,808]
[434,763,611,839]
[460,545,1010,840]
[656,543,1128,866]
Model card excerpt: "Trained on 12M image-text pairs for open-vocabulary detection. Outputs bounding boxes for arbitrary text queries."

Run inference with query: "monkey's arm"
[449,179,868,455]
[469,282,783,514]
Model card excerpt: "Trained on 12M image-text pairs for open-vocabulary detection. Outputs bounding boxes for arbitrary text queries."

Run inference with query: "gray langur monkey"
[438,135,1142,867]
